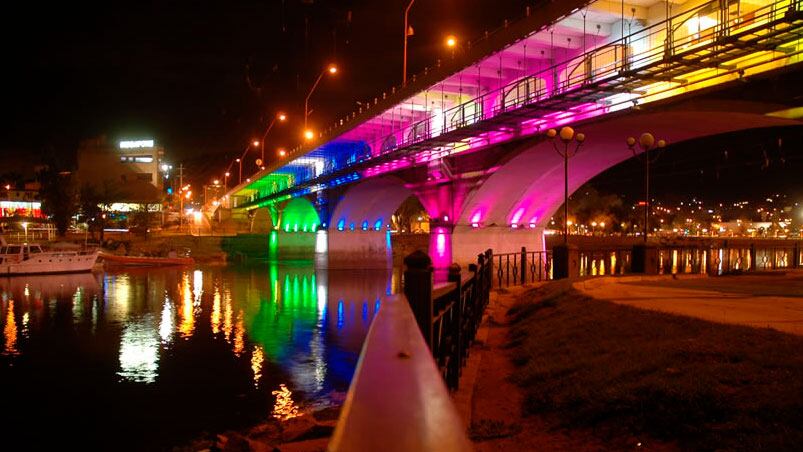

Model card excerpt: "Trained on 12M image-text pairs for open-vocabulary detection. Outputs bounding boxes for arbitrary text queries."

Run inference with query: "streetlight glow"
[328,64,338,74]
[252,140,260,147]
[445,35,457,48]
[278,148,287,157]
[277,112,287,122]
[304,129,315,141]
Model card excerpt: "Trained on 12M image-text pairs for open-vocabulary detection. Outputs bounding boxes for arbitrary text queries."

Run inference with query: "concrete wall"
[276,231,317,261]
[326,230,392,269]
[221,234,270,260]
[452,225,545,267]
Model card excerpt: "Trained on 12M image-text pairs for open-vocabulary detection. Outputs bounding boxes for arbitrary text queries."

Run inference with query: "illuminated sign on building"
[119,140,155,149]
[0,201,44,218]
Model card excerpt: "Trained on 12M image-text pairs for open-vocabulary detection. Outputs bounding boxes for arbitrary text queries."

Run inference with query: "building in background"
[75,136,170,208]
[1,182,44,219]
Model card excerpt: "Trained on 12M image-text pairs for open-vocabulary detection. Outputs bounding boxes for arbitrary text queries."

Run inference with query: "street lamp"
[547,127,586,244]
[303,129,315,141]
[627,133,667,243]
[277,148,287,158]
[304,63,338,130]
[236,158,242,185]
[224,172,230,191]
[445,34,458,59]
[21,221,28,242]
[402,0,415,86]
[260,111,288,162]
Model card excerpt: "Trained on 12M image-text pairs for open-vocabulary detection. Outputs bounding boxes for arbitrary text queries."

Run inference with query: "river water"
[0,263,399,450]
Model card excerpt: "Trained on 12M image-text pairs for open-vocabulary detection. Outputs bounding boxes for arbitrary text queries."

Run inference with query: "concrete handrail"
[328,294,471,452]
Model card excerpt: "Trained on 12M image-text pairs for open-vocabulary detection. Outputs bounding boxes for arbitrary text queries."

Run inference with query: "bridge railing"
[328,294,471,452]
[330,250,491,451]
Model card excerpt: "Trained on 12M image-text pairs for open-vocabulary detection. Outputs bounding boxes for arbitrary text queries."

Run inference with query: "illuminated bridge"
[219,0,803,269]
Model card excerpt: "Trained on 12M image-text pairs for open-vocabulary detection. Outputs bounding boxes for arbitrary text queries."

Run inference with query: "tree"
[79,179,128,242]
[38,165,77,237]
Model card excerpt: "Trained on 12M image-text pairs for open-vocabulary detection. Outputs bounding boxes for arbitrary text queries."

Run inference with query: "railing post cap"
[404,250,432,270]
[448,263,461,274]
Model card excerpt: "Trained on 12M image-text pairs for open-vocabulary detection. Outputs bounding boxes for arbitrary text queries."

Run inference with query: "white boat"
[0,236,99,275]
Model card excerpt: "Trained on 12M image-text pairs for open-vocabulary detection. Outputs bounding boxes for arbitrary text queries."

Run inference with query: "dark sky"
[1,0,533,174]
[2,0,800,199]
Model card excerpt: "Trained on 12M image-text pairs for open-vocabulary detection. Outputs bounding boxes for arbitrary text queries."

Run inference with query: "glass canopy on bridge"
[228,0,802,212]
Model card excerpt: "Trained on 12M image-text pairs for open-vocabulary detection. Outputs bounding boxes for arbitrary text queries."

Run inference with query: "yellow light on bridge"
[304,129,315,141]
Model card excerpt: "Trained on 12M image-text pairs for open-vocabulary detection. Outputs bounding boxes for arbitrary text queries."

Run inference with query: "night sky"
[2,0,801,201]
[1,0,532,169]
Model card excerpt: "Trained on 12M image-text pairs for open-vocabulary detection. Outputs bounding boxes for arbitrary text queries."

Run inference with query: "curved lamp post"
[304,64,338,131]
[627,133,667,243]
[547,127,586,244]
[260,112,287,163]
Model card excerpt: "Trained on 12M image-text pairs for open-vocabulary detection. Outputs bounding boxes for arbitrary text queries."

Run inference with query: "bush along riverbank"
[503,283,803,450]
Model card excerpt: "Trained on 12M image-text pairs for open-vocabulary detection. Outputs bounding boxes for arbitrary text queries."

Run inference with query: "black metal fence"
[403,249,492,390]
[492,241,803,288]
[493,247,551,287]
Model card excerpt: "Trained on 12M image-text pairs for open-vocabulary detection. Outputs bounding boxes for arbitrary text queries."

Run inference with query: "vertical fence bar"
[403,251,434,347]
[520,247,527,285]
[446,264,462,390]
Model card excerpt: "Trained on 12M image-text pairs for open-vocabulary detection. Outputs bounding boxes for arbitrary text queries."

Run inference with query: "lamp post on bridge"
[304,63,338,137]
[402,0,415,86]
[626,132,667,273]
[546,126,585,280]
[260,112,287,164]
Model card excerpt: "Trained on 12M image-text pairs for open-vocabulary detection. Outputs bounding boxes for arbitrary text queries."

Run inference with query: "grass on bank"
[507,283,803,451]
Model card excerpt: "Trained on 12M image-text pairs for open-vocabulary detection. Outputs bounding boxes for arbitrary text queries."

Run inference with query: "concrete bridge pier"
[273,231,317,261]
[326,230,392,269]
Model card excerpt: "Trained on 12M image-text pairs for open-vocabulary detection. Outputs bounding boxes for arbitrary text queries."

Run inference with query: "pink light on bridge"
[430,226,452,270]
[510,207,525,226]
[470,210,482,228]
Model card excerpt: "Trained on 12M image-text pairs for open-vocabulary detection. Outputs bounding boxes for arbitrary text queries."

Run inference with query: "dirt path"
[463,286,607,451]
[575,274,803,336]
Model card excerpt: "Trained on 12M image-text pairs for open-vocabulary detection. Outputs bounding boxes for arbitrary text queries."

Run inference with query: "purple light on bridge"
[430,226,452,270]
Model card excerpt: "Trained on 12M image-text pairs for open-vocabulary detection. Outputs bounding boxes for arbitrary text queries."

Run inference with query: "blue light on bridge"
[349,222,355,231]
[337,218,346,231]
[361,220,369,231]
[373,219,383,231]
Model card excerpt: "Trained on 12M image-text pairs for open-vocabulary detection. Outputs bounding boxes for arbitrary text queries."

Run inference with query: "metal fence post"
[447,263,462,389]
[520,246,527,285]
[404,250,434,348]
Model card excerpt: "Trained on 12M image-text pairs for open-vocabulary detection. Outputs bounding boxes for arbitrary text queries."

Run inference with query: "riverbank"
[466,280,803,450]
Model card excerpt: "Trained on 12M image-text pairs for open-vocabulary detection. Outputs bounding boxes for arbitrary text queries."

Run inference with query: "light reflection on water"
[0,263,397,450]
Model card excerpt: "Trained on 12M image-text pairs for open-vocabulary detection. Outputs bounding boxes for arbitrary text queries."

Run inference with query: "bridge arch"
[331,176,420,232]
[455,108,801,262]
[279,197,321,233]
[328,176,428,268]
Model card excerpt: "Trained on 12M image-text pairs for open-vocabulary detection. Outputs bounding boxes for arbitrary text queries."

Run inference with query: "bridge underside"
[221,0,803,269]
